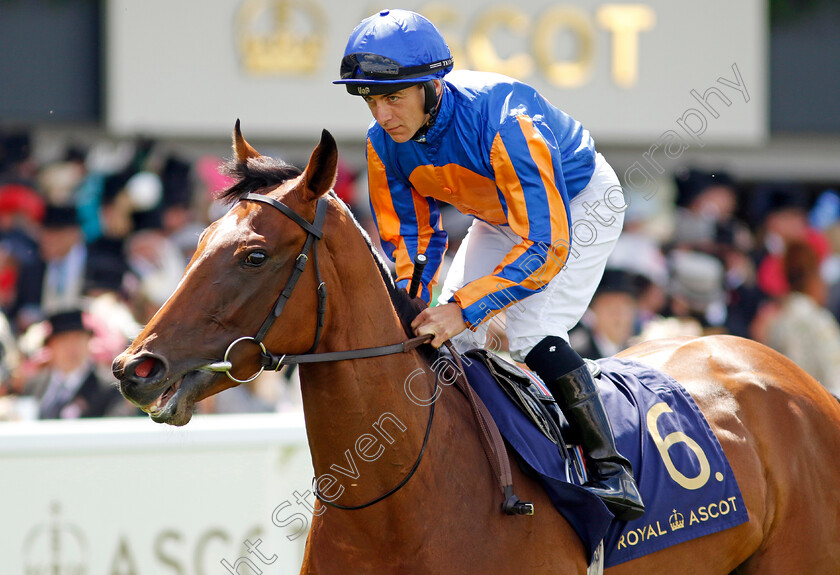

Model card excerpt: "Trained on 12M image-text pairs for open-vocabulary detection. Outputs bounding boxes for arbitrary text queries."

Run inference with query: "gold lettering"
[708,503,719,518]
[626,529,639,546]
[596,4,656,87]
[719,499,730,515]
[698,506,709,521]
[646,524,657,539]
[468,7,534,78]
[728,496,738,512]
[689,510,700,525]
[657,521,667,535]
[109,537,139,575]
[617,533,626,550]
[635,527,647,542]
[532,6,594,88]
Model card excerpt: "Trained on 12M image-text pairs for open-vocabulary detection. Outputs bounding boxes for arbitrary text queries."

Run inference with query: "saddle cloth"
[456,350,749,567]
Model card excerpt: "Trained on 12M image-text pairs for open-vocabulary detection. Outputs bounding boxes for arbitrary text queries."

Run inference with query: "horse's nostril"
[118,354,168,385]
[134,357,157,378]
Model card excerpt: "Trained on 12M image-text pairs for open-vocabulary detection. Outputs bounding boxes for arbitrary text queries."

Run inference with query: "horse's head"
[112,121,339,425]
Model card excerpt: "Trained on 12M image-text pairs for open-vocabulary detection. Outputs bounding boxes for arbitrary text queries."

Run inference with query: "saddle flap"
[463,349,570,446]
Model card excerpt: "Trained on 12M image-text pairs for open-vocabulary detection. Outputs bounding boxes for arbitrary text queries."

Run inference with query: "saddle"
[463,349,602,450]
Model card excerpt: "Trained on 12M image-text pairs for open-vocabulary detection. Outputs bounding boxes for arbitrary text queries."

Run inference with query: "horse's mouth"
[141,380,181,420]
[139,370,212,426]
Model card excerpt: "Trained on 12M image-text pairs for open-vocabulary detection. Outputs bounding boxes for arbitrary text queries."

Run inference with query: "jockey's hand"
[411,302,467,349]
[409,296,428,315]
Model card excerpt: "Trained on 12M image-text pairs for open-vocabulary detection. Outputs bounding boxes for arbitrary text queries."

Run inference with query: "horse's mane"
[215,155,434,361]
[332,197,436,362]
[216,155,303,203]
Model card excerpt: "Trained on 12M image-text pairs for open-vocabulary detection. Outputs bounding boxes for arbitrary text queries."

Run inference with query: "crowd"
[0,128,838,421]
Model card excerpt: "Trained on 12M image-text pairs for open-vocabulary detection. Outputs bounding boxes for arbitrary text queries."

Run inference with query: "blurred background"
[1,0,839,572]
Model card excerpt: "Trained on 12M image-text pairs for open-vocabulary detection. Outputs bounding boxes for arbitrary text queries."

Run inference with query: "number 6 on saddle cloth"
[453,349,748,569]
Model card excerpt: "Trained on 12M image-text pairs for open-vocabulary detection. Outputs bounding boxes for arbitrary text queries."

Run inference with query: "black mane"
[216,155,303,203]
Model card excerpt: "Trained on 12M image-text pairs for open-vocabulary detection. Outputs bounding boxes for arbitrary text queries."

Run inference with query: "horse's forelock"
[216,155,303,204]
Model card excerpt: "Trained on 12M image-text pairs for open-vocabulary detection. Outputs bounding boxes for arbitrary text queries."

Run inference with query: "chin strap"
[412,81,442,143]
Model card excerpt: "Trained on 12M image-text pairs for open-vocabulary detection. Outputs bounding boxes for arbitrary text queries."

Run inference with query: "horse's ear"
[301,129,338,201]
[233,119,261,163]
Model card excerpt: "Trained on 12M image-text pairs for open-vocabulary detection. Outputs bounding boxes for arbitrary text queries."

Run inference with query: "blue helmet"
[335,9,453,99]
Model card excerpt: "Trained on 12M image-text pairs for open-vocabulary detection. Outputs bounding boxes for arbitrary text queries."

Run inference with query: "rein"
[208,193,529,515]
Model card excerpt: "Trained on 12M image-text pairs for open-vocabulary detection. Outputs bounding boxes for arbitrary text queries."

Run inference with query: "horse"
[112,123,840,574]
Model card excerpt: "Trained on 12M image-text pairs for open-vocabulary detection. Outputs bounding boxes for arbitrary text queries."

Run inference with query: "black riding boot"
[525,337,645,522]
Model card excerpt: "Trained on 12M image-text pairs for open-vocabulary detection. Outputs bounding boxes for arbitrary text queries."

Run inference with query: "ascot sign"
[236,0,656,88]
[107,0,765,143]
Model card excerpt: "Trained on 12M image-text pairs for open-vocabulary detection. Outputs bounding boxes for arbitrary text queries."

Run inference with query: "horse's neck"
[297,242,441,503]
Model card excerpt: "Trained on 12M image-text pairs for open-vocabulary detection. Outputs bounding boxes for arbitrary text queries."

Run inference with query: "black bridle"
[206,192,435,511]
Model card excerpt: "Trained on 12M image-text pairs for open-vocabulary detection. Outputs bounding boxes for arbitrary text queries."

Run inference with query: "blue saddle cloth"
[458,354,749,567]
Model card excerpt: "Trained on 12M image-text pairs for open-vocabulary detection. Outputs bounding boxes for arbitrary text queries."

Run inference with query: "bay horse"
[113,124,840,574]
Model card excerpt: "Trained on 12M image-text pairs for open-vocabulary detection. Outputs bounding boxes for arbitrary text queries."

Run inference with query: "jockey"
[335,9,644,522]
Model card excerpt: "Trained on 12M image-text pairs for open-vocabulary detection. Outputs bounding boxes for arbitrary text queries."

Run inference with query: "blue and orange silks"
[366,69,597,327]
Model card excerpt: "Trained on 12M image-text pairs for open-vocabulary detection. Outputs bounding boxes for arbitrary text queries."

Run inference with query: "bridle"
[204,192,435,511]
[206,192,433,383]
[202,192,530,516]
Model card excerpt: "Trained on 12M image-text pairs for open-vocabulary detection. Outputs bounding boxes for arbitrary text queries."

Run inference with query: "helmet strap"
[412,81,442,143]
[422,80,438,114]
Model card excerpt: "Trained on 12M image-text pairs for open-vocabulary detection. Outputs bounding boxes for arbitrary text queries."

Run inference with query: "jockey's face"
[363,84,428,143]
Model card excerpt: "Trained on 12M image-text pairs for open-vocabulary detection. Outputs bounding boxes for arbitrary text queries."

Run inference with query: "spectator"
[39,204,88,317]
[653,249,728,337]
[750,184,830,298]
[0,308,21,393]
[569,268,641,359]
[763,241,840,394]
[83,248,143,372]
[807,189,840,322]
[160,154,205,262]
[671,169,762,337]
[21,308,124,419]
[607,229,669,335]
[0,183,46,326]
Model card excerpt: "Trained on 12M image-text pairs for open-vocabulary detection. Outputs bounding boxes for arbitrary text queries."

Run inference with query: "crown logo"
[23,502,89,573]
[669,509,685,531]
[235,0,325,75]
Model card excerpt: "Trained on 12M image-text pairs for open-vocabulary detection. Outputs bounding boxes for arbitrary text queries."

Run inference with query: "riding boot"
[524,336,645,522]
[549,364,645,521]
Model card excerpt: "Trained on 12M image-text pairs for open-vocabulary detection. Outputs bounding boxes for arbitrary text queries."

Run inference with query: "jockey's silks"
[366,70,597,326]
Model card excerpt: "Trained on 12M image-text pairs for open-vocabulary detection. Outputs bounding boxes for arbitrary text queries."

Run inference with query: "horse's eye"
[244,251,267,267]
